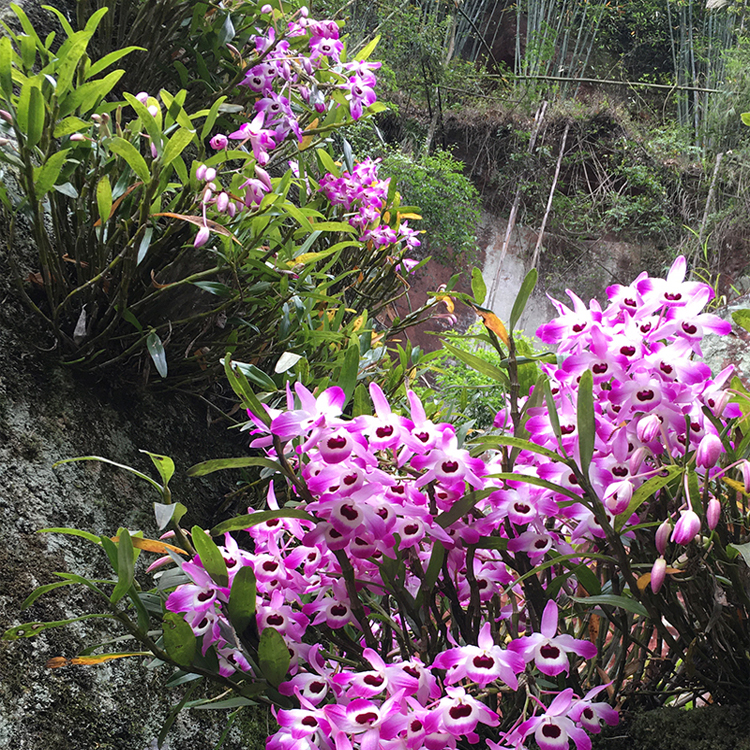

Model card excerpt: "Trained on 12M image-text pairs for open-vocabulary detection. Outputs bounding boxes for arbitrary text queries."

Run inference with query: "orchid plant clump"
[0,1,432,386]
[8,246,750,748]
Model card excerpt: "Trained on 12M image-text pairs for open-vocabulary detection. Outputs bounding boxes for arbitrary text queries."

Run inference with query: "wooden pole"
[531,121,570,269]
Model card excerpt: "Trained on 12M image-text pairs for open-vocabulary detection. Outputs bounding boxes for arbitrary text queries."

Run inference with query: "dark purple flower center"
[302,716,318,728]
[637,389,654,401]
[356,712,378,725]
[267,614,284,626]
[340,504,359,521]
[376,425,394,438]
[540,644,561,659]
[449,704,473,720]
[473,655,495,670]
[364,674,384,687]
[327,435,347,449]
[331,604,348,617]
[542,723,562,739]
[442,461,459,474]
[620,345,636,356]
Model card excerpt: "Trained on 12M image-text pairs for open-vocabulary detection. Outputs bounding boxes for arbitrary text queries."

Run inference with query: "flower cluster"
[319,158,421,251]
[157,257,740,749]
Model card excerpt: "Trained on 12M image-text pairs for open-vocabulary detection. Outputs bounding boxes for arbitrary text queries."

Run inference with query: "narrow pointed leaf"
[211,509,315,536]
[258,627,290,687]
[162,612,197,667]
[615,465,682,532]
[227,565,257,635]
[190,526,228,588]
[146,331,168,378]
[577,369,594,475]
[110,529,134,604]
[509,268,537,331]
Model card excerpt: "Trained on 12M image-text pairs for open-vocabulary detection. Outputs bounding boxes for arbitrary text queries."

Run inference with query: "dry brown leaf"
[48,652,149,668]
[111,535,188,555]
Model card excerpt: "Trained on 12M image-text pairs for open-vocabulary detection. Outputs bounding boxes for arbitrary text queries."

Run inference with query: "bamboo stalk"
[531,121,570,269]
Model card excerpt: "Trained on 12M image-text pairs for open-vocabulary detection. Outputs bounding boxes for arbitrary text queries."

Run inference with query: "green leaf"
[187,456,282,477]
[21,578,79,609]
[230,360,277,391]
[136,227,153,266]
[189,696,258,710]
[190,525,228,588]
[471,267,486,305]
[218,12,235,46]
[258,627,290,687]
[742,112,750,127]
[435,490,493,528]
[33,149,70,197]
[442,341,509,385]
[338,344,360,403]
[352,382,370,417]
[577,369,594,475]
[355,34,380,61]
[53,455,163,494]
[85,46,144,80]
[161,127,195,169]
[2,613,116,640]
[21,82,44,148]
[108,137,150,183]
[490,472,584,502]
[509,268,537,331]
[123,92,162,153]
[96,174,112,225]
[54,30,93,99]
[210,509,316,537]
[729,541,750,567]
[59,70,123,117]
[0,37,13,99]
[140,450,175,486]
[471,435,566,464]
[227,565,257,635]
[222,357,271,425]
[732,309,750,334]
[415,541,444,608]
[53,117,89,138]
[316,148,339,177]
[275,352,303,374]
[568,562,602,596]
[543,378,564,451]
[38,526,101,543]
[200,95,228,142]
[192,280,233,297]
[615,465,682,532]
[110,529,134,604]
[570,594,648,618]
[154,501,187,531]
[146,331,168,378]
[162,612,197,667]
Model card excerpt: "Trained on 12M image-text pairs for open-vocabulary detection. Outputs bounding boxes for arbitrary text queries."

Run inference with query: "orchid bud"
[655,520,671,555]
[196,164,207,181]
[711,390,731,417]
[69,133,86,142]
[261,3,272,12]
[696,433,723,468]
[706,497,721,530]
[299,5,309,16]
[210,134,228,150]
[637,414,661,443]
[255,164,272,191]
[147,104,159,117]
[204,167,217,182]
[0,109,11,122]
[202,188,213,204]
[194,225,210,248]
[135,91,149,104]
[227,201,238,218]
[0,137,9,146]
[150,142,157,159]
[629,446,648,474]
[742,460,750,493]
[604,479,633,515]
[650,557,667,594]
[216,191,229,213]
[671,509,701,545]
